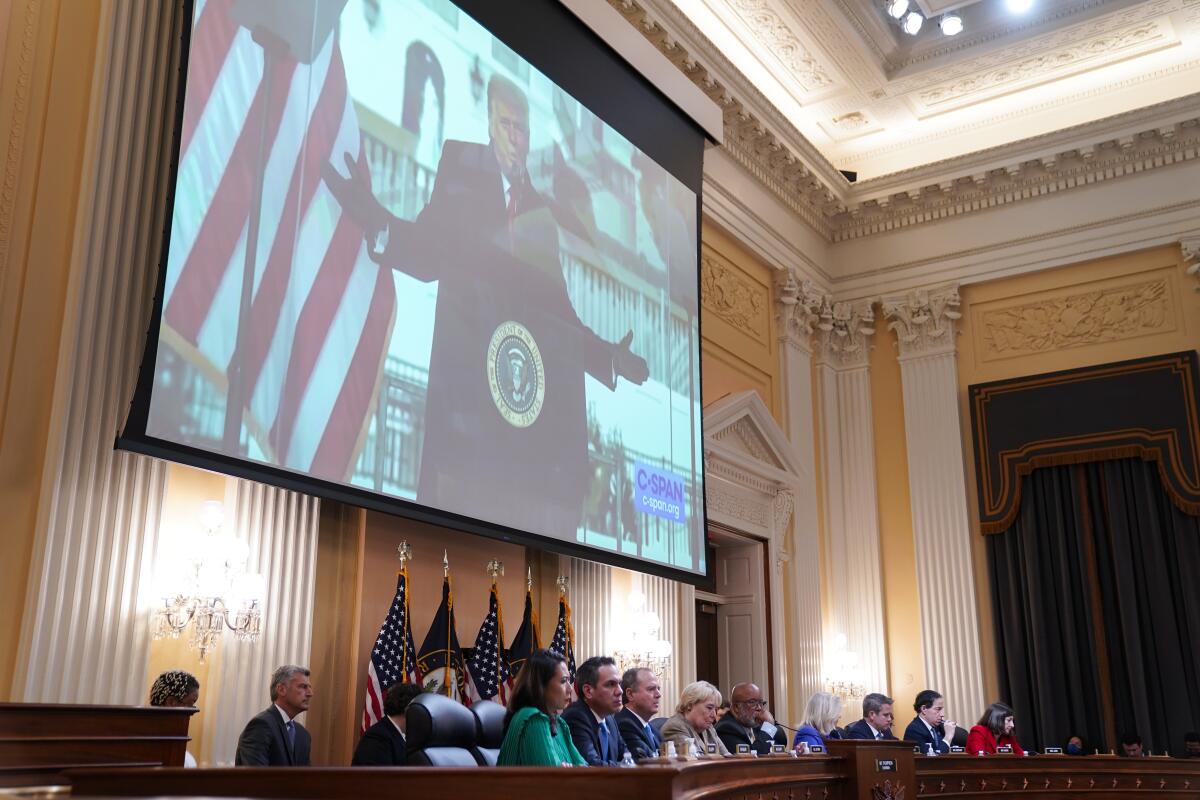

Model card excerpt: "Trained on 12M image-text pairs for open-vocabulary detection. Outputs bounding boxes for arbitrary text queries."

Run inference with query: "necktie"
[286,720,296,754]
[876,731,883,741]
[599,719,610,761]
[646,722,658,748]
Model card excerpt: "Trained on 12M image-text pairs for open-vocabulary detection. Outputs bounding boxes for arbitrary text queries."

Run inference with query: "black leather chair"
[471,700,506,765]
[406,693,480,766]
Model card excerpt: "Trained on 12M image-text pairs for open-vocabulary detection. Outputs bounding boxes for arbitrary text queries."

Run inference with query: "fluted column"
[14,0,182,703]
[774,271,826,714]
[881,285,985,719]
[814,300,889,697]
[201,477,320,765]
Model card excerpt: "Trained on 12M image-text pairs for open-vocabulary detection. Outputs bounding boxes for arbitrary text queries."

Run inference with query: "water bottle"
[665,740,677,758]
[927,743,938,757]
[620,750,636,768]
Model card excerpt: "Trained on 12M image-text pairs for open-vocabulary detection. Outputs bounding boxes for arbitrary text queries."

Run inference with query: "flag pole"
[398,541,412,682]
[443,550,451,698]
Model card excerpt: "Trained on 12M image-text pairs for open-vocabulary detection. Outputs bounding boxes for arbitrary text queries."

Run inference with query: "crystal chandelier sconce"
[612,590,673,680]
[151,500,265,662]
[822,632,867,700]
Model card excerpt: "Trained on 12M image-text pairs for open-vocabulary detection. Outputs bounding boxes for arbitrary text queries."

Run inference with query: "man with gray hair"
[616,666,662,759]
[844,692,896,741]
[235,665,314,766]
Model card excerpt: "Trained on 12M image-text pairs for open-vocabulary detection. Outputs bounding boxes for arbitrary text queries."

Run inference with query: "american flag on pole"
[466,583,510,704]
[548,592,577,683]
[162,0,395,480]
[362,568,421,731]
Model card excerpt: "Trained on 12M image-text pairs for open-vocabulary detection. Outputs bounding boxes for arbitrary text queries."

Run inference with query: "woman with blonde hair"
[792,691,844,750]
[659,680,730,756]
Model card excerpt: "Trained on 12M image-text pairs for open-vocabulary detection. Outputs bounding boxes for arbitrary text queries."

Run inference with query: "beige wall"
[0,0,103,700]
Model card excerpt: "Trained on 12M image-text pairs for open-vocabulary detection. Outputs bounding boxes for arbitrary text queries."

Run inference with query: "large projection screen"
[121,0,707,580]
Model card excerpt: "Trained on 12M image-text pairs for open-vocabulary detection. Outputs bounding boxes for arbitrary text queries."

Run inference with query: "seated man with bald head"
[714,682,787,755]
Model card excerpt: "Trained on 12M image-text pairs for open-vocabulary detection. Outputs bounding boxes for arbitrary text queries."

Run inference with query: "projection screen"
[121,0,707,579]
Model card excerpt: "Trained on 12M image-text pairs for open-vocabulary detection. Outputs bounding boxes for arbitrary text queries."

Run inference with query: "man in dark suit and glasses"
[715,682,787,755]
[616,667,662,759]
[844,692,897,741]
[352,682,423,766]
[235,665,314,766]
[561,656,628,765]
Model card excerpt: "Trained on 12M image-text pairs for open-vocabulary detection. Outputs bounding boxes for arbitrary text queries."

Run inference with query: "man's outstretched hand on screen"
[614,331,649,385]
[323,153,389,244]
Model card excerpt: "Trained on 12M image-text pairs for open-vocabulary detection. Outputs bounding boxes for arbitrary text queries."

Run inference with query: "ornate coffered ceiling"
[667,0,1200,179]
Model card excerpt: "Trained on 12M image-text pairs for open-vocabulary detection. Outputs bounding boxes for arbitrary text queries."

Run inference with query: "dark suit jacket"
[235,706,311,766]
[844,719,897,741]
[903,717,949,754]
[714,715,779,755]
[375,140,620,536]
[615,707,659,759]
[560,700,627,766]
[351,717,406,766]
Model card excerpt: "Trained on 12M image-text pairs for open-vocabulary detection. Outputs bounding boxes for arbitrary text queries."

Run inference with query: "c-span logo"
[486,321,545,428]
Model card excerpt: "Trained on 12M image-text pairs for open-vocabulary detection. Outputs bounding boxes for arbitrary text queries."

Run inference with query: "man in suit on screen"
[325,74,648,535]
[235,665,314,766]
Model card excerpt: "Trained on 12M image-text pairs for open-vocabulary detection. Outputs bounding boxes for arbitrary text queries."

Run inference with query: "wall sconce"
[612,590,673,679]
[151,501,264,662]
[822,632,867,700]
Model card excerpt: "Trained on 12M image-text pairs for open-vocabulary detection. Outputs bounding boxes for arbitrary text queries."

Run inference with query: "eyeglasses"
[737,700,767,709]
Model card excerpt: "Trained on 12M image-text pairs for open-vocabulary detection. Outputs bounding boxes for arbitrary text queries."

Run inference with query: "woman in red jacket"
[966,702,1024,755]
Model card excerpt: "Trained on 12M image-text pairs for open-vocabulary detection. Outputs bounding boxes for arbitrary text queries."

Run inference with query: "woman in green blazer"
[499,648,587,767]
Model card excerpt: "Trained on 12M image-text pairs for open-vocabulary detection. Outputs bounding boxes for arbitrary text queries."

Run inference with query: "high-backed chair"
[406,694,480,766]
[471,700,506,766]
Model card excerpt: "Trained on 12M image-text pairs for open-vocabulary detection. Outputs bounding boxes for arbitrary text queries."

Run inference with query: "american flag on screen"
[362,569,421,732]
[164,0,394,480]
[548,593,577,683]
[466,584,510,704]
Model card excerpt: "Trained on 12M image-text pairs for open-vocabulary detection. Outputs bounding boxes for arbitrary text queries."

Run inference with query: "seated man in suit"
[561,656,627,765]
[616,667,662,759]
[1121,732,1146,757]
[352,682,424,766]
[844,693,896,741]
[715,682,786,755]
[235,665,314,766]
[903,689,956,755]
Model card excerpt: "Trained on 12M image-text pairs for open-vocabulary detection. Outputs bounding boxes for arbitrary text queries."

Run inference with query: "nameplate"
[997,745,1013,754]
[950,746,965,753]
[809,745,826,754]
[770,744,787,755]
[913,746,922,754]
[706,743,718,755]
[1045,747,1063,754]
[736,744,751,755]
[876,759,896,772]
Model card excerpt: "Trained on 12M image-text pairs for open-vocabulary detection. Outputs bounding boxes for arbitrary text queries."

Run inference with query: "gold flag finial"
[556,575,570,595]
[397,541,412,567]
[526,566,533,591]
[486,559,504,583]
[443,550,449,577]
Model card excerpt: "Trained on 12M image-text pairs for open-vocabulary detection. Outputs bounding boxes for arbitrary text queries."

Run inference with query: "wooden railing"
[0,703,194,788]
[62,740,1200,800]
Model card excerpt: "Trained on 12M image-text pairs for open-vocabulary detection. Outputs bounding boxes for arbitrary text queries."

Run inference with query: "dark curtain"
[989,458,1200,755]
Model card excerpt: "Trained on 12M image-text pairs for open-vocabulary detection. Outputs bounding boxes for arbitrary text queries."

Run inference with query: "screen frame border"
[118,0,713,586]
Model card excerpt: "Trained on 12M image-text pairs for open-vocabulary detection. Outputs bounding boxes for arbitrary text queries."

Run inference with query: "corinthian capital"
[815,300,875,369]
[1183,236,1200,291]
[775,269,827,352]
[880,284,962,359]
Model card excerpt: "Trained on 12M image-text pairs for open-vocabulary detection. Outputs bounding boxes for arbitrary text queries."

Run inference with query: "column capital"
[815,300,876,369]
[775,269,826,353]
[881,283,962,359]
[1183,236,1200,291]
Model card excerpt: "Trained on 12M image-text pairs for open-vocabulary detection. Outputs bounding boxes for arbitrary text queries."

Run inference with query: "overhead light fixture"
[1005,0,1034,12]
[901,10,924,35]
[885,0,909,19]
[940,12,963,35]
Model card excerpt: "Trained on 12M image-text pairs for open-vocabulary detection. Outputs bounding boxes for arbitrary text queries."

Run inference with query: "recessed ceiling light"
[1005,0,1034,12]
[886,0,910,19]
[901,10,924,35]
[940,12,963,35]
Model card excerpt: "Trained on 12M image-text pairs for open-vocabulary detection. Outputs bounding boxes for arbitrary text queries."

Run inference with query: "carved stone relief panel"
[974,271,1178,362]
[701,248,770,345]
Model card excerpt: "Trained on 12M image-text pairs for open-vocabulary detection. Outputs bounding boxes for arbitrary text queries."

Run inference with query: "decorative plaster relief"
[774,269,826,349]
[881,284,962,358]
[726,0,834,94]
[1183,237,1200,291]
[815,300,876,368]
[714,416,787,470]
[706,482,771,528]
[913,20,1172,112]
[978,277,1174,360]
[702,251,770,341]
